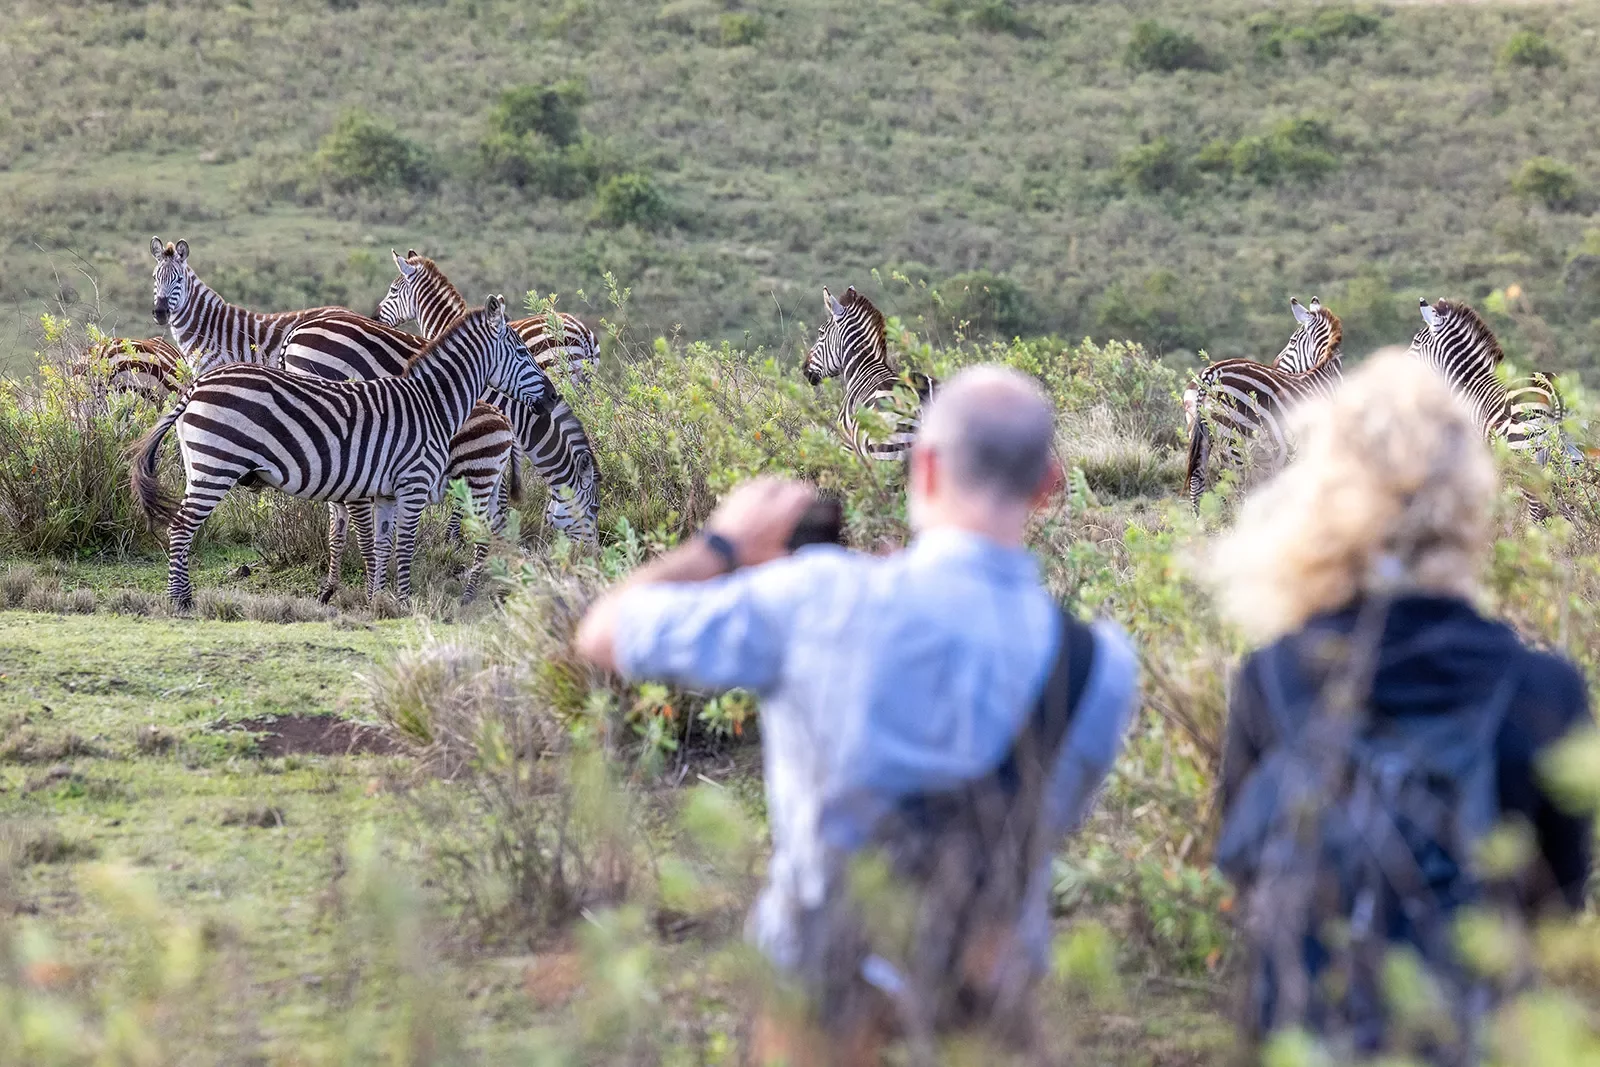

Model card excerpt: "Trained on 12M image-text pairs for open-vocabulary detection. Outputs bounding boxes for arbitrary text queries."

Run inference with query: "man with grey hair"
[576,365,1139,1063]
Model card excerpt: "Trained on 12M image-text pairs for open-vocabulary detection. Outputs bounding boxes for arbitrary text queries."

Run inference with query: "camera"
[786,497,845,550]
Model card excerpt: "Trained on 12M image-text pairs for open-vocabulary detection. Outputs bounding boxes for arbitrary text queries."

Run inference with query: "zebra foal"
[79,336,187,404]
[1183,298,1344,510]
[803,285,935,463]
[130,296,550,610]
[374,249,601,544]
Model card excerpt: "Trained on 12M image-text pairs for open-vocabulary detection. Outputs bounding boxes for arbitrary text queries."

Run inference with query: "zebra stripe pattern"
[376,250,601,385]
[81,336,187,404]
[129,297,551,610]
[150,237,344,370]
[279,312,526,602]
[1183,298,1344,511]
[803,285,935,463]
[374,250,601,543]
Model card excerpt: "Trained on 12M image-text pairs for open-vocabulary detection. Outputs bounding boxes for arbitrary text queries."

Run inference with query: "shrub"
[478,131,592,198]
[488,81,586,148]
[941,269,1035,337]
[1250,8,1380,60]
[1513,156,1580,211]
[1501,29,1563,71]
[1125,21,1214,74]
[314,110,436,193]
[593,172,670,229]
[1230,117,1339,185]
[717,12,764,47]
[1119,137,1191,195]
[1092,270,1210,353]
[968,0,1033,37]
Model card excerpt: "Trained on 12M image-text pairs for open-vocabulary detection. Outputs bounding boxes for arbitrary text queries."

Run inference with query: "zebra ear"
[149,236,164,259]
[394,250,418,277]
[173,239,189,262]
[1290,298,1312,325]
[1419,299,1441,329]
[485,294,507,327]
[823,286,845,320]
[1308,296,1322,314]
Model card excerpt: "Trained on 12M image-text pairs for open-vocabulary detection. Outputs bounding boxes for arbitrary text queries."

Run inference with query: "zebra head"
[374,249,423,327]
[546,447,600,545]
[149,236,192,326]
[481,294,555,410]
[1274,296,1342,374]
[804,285,885,385]
[1411,298,1504,379]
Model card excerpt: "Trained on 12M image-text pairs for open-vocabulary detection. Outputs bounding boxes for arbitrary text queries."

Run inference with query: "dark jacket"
[1220,594,1593,913]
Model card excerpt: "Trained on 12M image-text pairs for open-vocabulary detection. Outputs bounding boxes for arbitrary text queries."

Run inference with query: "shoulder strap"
[993,606,1096,795]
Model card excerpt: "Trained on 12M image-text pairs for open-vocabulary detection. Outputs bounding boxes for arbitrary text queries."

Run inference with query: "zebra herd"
[1183,295,1575,515]
[81,235,1571,611]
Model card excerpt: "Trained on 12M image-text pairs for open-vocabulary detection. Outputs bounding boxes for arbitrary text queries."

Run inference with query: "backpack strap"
[992,606,1097,796]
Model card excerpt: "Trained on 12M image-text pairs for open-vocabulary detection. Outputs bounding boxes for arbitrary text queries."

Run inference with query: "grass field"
[3,0,1600,379]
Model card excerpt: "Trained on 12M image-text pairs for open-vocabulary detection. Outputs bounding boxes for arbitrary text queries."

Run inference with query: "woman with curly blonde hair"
[1209,349,1592,1060]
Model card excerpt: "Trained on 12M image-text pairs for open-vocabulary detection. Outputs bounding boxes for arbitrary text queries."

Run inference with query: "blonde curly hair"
[1207,348,1497,642]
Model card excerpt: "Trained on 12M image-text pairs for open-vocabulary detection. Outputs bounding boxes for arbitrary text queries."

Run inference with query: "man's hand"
[704,477,817,568]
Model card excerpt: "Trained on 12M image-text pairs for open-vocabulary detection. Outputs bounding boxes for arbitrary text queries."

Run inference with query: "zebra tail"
[128,406,181,528]
[1183,418,1209,507]
[505,444,524,504]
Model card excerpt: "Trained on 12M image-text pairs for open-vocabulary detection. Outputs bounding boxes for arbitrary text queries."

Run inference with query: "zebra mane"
[401,305,483,374]
[1308,307,1342,370]
[839,286,888,362]
[1434,299,1505,365]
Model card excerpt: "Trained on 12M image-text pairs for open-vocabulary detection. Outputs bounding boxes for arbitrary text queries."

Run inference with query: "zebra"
[129,296,551,611]
[377,249,601,385]
[79,336,187,404]
[149,237,344,370]
[277,312,530,602]
[1183,297,1344,511]
[1410,298,1575,515]
[802,285,936,463]
[373,249,601,544]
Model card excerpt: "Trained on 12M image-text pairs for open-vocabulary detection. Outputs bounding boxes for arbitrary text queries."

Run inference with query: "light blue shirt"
[614,528,1139,973]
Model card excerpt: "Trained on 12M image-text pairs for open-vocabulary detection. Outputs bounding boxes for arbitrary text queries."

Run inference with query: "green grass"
[4,0,1600,377]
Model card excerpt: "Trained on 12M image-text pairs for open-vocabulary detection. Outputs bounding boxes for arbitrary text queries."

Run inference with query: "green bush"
[1250,8,1380,60]
[488,81,586,148]
[1125,21,1214,74]
[717,12,764,46]
[593,172,671,229]
[1501,29,1563,71]
[1092,270,1209,354]
[1230,117,1339,185]
[1119,137,1191,195]
[478,131,592,198]
[1513,157,1580,211]
[941,269,1034,337]
[313,110,436,193]
[968,0,1033,37]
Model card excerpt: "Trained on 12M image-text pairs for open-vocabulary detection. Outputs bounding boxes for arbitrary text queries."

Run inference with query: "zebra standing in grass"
[802,285,936,463]
[374,250,601,544]
[130,297,551,610]
[1410,298,1575,515]
[150,236,523,600]
[1183,298,1344,511]
[149,237,345,370]
[80,336,187,404]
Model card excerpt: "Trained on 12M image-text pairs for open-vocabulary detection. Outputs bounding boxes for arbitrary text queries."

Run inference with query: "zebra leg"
[166,480,235,611]
[459,474,502,605]
[1185,423,1212,514]
[390,488,430,607]
[366,498,399,603]
[318,503,349,604]
[345,501,378,601]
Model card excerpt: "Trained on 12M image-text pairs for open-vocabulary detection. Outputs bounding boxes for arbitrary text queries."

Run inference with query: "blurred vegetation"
[4,1,1600,375]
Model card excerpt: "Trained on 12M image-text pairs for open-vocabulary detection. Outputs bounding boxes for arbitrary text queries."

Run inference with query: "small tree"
[594,173,670,230]
[1119,138,1192,195]
[489,81,587,148]
[1500,29,1563,71]
[1125,21,1214,73]
[315,111,436,193]
[1512,157,1580,211]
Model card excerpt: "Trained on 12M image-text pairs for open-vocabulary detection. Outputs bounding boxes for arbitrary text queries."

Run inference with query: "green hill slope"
[1,0,1596,376]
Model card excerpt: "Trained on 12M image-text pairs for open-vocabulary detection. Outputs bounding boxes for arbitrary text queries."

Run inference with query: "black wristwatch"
[700,530,741,574]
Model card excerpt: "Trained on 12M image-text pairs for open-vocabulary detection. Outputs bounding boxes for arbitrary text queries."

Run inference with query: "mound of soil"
[230,715,403,758]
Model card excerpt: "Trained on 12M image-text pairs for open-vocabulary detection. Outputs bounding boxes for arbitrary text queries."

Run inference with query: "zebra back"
[82,336,187,403]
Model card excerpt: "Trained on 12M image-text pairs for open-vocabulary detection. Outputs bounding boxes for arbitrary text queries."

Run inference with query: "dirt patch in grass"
[231,715,403,758]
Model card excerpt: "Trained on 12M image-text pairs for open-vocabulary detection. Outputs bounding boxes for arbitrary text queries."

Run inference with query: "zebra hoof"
[173,597,195,614]
[316,584,336,606]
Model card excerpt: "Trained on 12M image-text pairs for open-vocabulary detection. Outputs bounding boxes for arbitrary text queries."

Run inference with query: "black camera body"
[786,498,845,550]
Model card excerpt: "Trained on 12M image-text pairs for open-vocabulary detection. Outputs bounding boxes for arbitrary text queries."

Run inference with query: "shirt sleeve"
[610,550,835,694]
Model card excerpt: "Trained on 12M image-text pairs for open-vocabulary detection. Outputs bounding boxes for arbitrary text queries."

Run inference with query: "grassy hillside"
[2,0,1598,377]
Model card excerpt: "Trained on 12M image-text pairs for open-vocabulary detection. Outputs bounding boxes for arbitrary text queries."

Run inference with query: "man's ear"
[1032,454,1066,509]
[909,443,937,499]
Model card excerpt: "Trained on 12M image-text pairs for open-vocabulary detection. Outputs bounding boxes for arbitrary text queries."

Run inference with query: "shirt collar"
[907,527,1040,583]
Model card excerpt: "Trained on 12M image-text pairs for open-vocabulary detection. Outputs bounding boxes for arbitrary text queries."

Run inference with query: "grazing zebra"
[1410,298,1574,515]
[1183,298,1344,511]
[374,250,601,543]
[129,297,551,610]
[802,285,936,463]
[277,312,528,602]
[80,336,187,404]
[149,237,345,369]
[377,249,601,384]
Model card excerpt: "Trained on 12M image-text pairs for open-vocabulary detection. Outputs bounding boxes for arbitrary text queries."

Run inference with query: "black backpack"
[798,608,1097,1051]
[1215,635,1516,1064]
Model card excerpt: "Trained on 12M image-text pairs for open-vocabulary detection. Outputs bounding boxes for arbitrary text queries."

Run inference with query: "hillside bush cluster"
[1125,20,1215,73]
[1247,7,1382,60]
[1501,28,1564,71]
[1120,117,1340,195]
[1514,156,1583,212]
[314,110,438,194]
